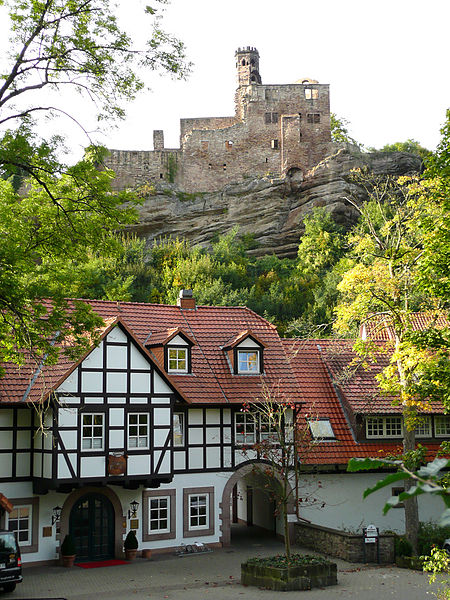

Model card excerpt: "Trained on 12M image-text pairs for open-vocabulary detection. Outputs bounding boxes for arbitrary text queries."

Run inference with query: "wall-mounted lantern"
[52,506,62,526]
[128,500,139,520]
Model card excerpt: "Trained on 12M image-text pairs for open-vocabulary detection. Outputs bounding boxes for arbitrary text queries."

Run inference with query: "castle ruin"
[105,47,333,193]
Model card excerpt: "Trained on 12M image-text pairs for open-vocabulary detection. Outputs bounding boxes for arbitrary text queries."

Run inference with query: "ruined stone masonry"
[104,47,334,193]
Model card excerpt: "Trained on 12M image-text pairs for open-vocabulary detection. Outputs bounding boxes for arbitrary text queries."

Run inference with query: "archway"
[59,486,124,560]
[220,461,296,546]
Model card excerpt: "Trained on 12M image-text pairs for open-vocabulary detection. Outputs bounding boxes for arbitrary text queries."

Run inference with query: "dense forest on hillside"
[46,207,348,336]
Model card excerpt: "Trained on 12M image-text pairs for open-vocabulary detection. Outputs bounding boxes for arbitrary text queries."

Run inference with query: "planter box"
[241,560,337,591]
[395,556,424,571]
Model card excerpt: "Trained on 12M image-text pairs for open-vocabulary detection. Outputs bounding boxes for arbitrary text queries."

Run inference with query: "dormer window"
[237,350,260,374]
[167,347,188,373]
[223,330,265,375]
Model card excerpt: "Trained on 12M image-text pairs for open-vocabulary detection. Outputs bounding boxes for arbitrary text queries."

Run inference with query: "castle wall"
[180,116,237,140]
[180,82,331,192]
[104,49,332,194]
[104,149,182,190]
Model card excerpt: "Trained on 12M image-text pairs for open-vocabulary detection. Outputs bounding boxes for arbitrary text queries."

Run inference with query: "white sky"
[1,0,449,159]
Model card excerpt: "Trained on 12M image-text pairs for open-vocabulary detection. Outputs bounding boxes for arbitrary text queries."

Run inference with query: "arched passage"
[220,461,296,546]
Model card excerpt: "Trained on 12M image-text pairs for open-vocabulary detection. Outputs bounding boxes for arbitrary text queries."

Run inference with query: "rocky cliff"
[127,147,422,259]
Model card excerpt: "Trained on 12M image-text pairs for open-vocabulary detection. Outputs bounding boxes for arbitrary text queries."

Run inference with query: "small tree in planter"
[124,530,138,560]
[238,382,325,558]
[238,383,336,590]
[60,534,76,568]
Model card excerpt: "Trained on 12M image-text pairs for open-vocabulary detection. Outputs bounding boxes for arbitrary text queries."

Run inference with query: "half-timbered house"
[0,295,447,565]
[0,291,300,564]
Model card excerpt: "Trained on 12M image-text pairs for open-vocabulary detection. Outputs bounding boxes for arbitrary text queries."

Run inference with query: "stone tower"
[235,47,262,87]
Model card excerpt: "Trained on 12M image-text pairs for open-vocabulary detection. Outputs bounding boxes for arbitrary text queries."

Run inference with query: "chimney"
[177,289,196,310]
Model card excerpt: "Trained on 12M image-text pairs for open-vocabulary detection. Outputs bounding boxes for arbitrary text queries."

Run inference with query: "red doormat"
[77,559,129,569]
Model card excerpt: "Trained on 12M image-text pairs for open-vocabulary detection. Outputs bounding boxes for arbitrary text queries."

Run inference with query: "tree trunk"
[396,336,419,555]
[283,505,291,559]
[403,409,419,555]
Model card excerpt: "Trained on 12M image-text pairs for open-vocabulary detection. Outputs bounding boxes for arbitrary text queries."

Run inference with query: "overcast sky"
[2,0,449,159]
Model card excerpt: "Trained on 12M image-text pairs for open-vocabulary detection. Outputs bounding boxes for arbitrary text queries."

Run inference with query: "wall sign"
[108,454,127,475]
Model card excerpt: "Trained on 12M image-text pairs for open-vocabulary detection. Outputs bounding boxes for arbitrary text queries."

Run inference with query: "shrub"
[61,534,76,556]
[396,536,413,557]
[418,522,450,557]
[246,554,331,568]
[124,530,138,550]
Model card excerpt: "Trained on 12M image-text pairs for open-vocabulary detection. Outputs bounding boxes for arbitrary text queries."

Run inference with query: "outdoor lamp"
[52,505,62,525]
[128,500,139,519]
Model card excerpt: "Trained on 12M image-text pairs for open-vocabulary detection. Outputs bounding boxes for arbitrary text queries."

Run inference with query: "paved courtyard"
[6,529,443,600]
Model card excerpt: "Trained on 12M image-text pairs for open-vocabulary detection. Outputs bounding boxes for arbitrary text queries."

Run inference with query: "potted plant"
[60,534,76,568]
[124,530,138,560]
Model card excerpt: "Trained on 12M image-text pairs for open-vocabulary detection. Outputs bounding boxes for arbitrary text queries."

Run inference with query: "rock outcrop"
[127,148,422,259]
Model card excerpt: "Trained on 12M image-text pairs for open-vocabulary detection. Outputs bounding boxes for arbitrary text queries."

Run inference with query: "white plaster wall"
[139,472,230,550]
[2,483,68,564]
[298,473,445,533]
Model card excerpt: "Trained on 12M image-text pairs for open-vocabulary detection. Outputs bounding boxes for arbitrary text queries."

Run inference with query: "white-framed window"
[366,416,403,438]
[435,416,450,437]
[173,413,185,446]
[188,494,208,529]
[82,413,104,449]
[128,413,149,448]
[183,487,214,538]
[168,347,188,373]
[237,350,260,374]
[235,412,256,445]
[8,505,31,546]
[385,416,403,437]
[149,496,170,533]
[415,416,432,438]
[142,489,176,542]
[308,419,335,440]
[260,415,277,443]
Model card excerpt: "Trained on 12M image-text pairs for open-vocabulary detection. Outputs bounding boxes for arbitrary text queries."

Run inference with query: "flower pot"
[142,549,152,560]
[125,549,138,561]
[62,554,76,568]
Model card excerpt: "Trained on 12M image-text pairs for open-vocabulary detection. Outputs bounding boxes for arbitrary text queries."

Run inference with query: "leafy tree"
[330,113,360,147]
[0,0,189,367]
[0,0,188,129]
[367,139,432,161]
[335,169,442,553]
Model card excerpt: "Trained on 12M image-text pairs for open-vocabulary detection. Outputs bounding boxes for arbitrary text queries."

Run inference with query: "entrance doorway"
[69,493,115,562]
[221,463,296,547]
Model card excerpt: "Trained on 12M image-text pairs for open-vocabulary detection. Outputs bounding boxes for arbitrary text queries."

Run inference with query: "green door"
[69,493,115,562]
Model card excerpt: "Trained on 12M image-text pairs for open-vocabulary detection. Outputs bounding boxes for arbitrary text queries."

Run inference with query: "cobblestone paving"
[5,533,442,600]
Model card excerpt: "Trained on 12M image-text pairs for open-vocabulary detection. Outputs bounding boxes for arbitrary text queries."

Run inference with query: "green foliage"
[166,154,178,183]
[330,113,360,147]
[419,522,450,557]
[368,139,432,161]
[124,530,138,550]
[246,554,331,568]
[347,457,450,523]
[61,534,76,556]
[0,143,139,371]
[0,0,190,367]
[422,546,450,600]
[396,536,413,557]
[0,0,189,127]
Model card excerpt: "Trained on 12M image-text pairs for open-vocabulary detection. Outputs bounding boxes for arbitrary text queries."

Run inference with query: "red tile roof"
[0,300,299,406]
[283,339,444,465]
[360,311,449,341]
[145,327,195,347]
